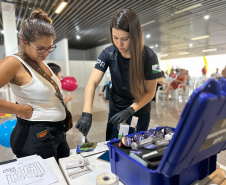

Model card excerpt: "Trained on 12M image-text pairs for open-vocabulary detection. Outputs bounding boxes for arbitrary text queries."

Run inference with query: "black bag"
[63,109,73,132]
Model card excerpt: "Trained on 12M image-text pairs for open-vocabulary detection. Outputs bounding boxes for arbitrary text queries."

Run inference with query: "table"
[17,155,68,185]
[44,157,68,185]
[59,151,123,185]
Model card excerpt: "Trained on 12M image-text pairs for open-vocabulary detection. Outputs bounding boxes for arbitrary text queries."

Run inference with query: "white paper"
[80,142,109,158]
[130,116,139,128]
[0,155,58,185]
[118,124,129,137]
[66,158,90,169]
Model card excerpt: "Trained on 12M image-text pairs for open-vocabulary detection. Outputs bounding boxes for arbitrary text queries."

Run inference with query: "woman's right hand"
[17,104,33,119]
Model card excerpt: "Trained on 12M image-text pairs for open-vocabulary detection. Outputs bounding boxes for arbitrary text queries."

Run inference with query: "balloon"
[0,119,16,148]
[61,76,78,91]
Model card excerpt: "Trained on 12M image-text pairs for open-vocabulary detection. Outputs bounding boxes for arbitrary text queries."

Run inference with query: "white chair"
[155,85,165,103]
[0,85,10,102]
[170,83,186,100]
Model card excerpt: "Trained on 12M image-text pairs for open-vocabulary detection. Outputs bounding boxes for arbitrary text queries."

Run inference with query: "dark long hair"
[19,9,55,45]
[110,9,145,102]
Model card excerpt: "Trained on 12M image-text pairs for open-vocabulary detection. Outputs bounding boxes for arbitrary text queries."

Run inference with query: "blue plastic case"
[107,78,226,185]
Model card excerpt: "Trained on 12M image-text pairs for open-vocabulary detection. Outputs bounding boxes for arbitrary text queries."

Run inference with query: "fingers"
[81,123,89,136]
[112,117,121,125]
[16,114,23,118]
[109,114,117,124]
[109,114,121,125]
[75,120,88,136]
[82,127,88,136]
[75,122,80,128]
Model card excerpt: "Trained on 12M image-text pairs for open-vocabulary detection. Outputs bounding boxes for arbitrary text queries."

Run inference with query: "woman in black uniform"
[76,8,162,140]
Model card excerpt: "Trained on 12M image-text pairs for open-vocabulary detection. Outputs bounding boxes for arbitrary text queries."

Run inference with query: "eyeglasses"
[29,42,57,54]
[120,127,173,148]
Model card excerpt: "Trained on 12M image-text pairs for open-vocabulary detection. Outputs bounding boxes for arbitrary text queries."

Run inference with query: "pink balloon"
[61,76,78,91]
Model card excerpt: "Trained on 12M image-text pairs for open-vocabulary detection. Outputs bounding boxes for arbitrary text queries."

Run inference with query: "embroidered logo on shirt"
[96,59,105,68]
[152,64,160,74]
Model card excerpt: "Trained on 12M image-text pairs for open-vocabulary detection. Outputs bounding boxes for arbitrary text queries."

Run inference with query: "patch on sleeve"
[96,59,105,68]
[152,64,160,74]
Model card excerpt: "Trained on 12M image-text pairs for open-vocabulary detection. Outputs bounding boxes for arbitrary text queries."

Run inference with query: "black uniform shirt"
[94,45,162,115]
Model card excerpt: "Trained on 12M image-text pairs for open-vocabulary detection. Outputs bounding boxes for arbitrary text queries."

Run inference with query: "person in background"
[165,70,169,79]
[221,67,226,79]
[175,67,180,76]
[152,71,165,101]
[202,65,207,77]
[164,69,187,100]
[164,68,177,91]
[211,68,221,80]
[185,70,191,85]
[184,70,191,94]
[75,8,162,140]
[169,68,177,79]
[0,9,70,161]
[47,63,73,104]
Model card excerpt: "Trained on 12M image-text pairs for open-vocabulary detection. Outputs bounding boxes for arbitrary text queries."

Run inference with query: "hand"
[64,95,73,104]
[75,112,92,136]
[17,104,33,119]
[109,107,135,125]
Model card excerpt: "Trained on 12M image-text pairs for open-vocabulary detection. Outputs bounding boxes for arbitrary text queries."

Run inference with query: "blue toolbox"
[107,78,226,185]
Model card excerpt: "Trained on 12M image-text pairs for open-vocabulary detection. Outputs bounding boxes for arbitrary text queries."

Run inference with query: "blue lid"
[158,78,226,177]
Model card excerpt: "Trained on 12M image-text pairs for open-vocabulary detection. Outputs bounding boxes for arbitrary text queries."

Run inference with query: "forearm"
[83,82,97,114]
[157,81,164,86]
[0,99,21,115]
[130,90,155,112]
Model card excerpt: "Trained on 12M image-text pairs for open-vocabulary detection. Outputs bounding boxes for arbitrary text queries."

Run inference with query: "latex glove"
[75,112,92,136]
[109,107,135,125]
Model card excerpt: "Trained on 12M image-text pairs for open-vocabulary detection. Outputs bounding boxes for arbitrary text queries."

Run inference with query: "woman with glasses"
[0,9,70,161]
[76,9,162,140]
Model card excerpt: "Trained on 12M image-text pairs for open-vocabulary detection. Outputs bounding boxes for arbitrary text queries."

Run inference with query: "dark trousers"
[106,108,151,140]
[10,117,70,161]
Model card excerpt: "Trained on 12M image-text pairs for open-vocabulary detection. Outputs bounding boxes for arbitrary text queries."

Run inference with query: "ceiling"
[0,0,226,60]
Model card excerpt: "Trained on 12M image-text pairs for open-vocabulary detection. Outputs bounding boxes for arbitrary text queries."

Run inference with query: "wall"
[0,45,5,60]
[85,43,111,60]
[47,39,68,61]
[69,49,87,60]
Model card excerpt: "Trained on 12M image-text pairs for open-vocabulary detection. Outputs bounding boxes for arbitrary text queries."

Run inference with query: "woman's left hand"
[109,107,135,125]
[17,104,33,119]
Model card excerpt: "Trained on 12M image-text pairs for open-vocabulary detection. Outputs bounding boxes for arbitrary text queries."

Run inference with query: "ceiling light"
[75,26,79,31]
[0,30,4,34]
[76,35,81,40]
[141,20,156,27]
[179,52,189,55]
[146,34,151,38]
[149,46,154,49]
[174,4,202,14]
[189,43,193,47]
[204,15,210,20]
[98,38,107,42]
[202,49,217,52]
[55,2,67,14]
[160,54,168,57]
[155,44,158,47]
[191,35,209,40]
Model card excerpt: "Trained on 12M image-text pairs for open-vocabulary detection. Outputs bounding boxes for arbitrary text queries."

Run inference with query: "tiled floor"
[0,86,226,167]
